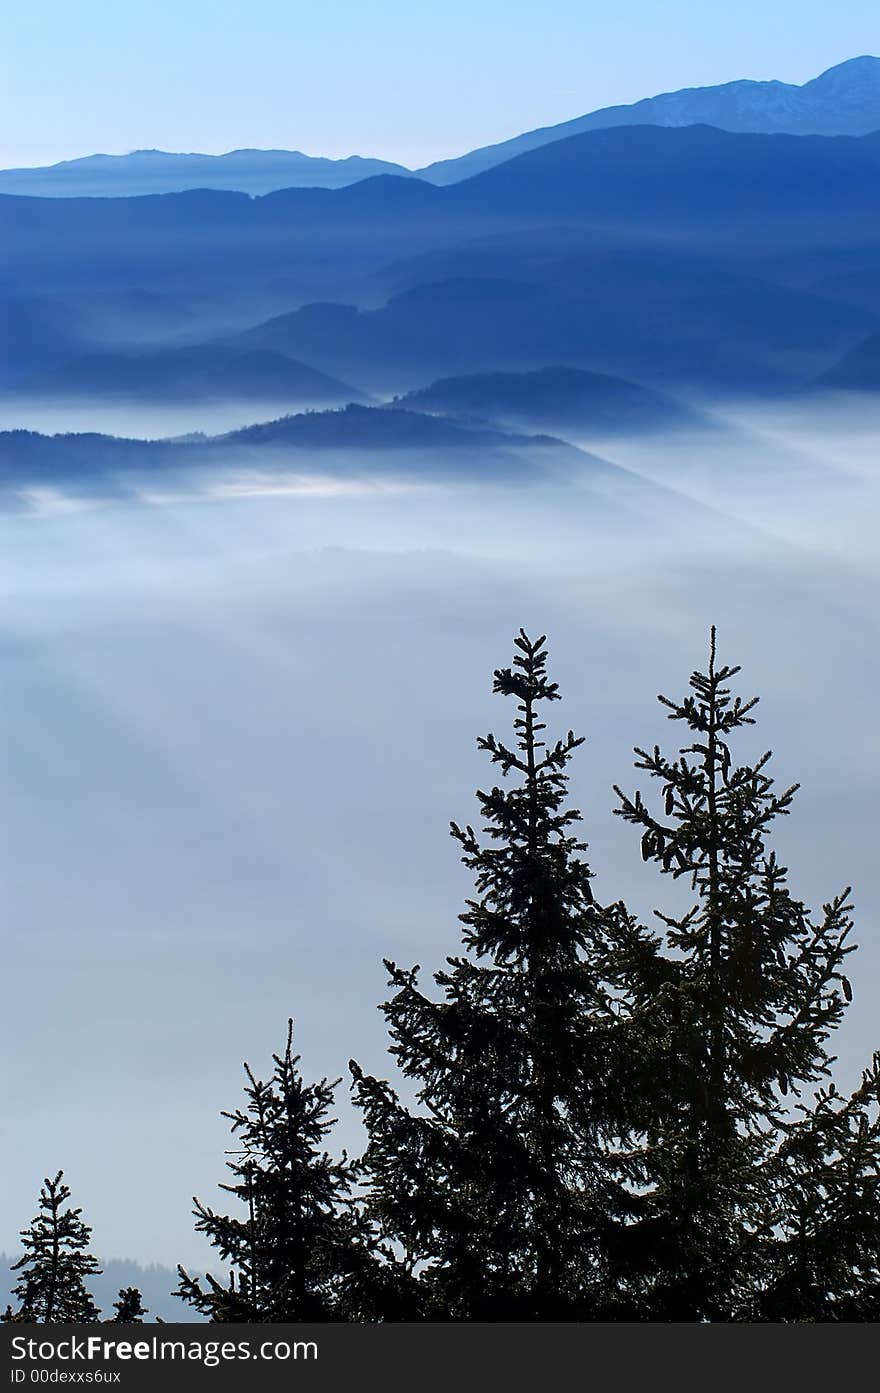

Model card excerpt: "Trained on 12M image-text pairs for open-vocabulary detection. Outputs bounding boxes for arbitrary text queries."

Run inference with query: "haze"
[2,394,879,1274]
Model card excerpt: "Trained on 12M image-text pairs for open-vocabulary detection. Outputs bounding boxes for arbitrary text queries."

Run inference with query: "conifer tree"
[352,631,635,1320]
[112,1287,148,1322]
[8,1172,101,1323]
[611,628,880,1320]
[759,1058,880,1320]
[177,1021,385,1322]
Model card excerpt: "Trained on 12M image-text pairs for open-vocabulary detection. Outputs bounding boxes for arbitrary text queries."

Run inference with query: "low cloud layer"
[2,399,879,1271]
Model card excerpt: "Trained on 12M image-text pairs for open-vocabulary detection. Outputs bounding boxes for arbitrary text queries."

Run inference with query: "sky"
[2,0,879,168]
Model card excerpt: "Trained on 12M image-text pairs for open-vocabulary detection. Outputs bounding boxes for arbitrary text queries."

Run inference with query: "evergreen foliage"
[177,1021,384,1322]
[112,1286,148,1322]
[611,627,880,1319]
[7,1172,101,1323]
[351,631,635,1319]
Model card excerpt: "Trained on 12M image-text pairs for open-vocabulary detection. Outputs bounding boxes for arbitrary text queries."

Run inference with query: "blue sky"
[2,3,880,166]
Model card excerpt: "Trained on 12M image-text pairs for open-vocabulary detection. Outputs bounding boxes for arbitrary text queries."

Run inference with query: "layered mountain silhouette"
[421,56,880,182]
[0,406,752,573]
[0,406,737,549]
[0,405,584,491]
[0,149,413,198]
[222,264,872,393]
[6,125,880,283]
[3,123,880,398]
[3,57,879,198]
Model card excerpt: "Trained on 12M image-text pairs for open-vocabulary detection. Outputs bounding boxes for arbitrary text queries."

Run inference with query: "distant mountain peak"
[0,148,413,198]
[813,54,880,75]
[418,55,880,184]
[3,56,880,201]
[806,55,880,94]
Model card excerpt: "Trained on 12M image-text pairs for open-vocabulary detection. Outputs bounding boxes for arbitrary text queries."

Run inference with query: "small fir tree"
[352,631,636,1320]
[611,628,880,1320]
[177,1021,384,1322]
[8,1172,101,1323]
[112,1286,148,1323]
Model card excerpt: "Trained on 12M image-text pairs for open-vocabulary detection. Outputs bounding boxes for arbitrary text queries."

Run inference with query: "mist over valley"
[3,56,880,1295]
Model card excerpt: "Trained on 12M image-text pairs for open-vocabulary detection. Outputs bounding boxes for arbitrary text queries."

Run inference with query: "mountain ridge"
[419,55,880,182]
[0,148,414,198]
[399,365,709,434]
[2,56,880,198]
[3,124,880,396]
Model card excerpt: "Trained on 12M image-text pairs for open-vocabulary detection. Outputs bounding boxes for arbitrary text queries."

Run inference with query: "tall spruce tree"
[8,1172,101,1323]
[177,1021,386,1322]
[611,628,880,1320]
[351,631,635,1320]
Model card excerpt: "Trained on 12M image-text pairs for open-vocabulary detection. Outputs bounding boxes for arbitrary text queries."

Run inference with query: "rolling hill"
[224,265,873,393]
[0,405,586,493]
[0,403,741,558]
[399,366,708,434]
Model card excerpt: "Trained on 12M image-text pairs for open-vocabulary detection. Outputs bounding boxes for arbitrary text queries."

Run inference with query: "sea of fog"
[2,395,879,1274]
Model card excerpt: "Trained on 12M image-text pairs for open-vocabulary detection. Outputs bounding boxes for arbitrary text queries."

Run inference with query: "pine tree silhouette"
[352,630,635,1319]
[112,1287,148,1322]
[177,1021,385,1322]
[612,628,880,1320]
[7,1172,101,1323]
